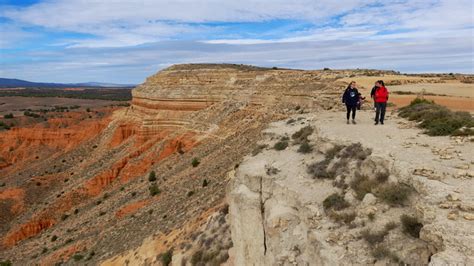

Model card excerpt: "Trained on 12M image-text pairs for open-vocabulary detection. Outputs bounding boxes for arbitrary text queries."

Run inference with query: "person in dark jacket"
[373,80,389,125]
[370,84,377,110]
[342,81,360,124]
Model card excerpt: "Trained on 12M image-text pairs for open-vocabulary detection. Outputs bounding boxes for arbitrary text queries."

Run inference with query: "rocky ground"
[228,109,474,265]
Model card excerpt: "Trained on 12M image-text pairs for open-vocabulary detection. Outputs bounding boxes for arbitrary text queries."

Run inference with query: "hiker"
[342,81,360,124]
[374,80,389,125]
[370,83,377,110]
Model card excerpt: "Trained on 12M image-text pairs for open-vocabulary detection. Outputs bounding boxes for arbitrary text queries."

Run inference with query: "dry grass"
[377,184,411,205]
[291,125,314,144]
[323,193,350,211]
[400,215,423,238]
[361,229,388,245]
[329,211,356,225]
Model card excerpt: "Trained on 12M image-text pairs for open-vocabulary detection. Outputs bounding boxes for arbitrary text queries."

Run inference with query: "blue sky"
[0,0,473,83]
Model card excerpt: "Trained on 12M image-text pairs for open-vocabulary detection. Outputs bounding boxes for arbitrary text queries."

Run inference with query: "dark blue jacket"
[342,88,360,106]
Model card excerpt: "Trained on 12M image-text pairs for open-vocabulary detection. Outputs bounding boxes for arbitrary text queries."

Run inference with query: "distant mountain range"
[0,78,135,88]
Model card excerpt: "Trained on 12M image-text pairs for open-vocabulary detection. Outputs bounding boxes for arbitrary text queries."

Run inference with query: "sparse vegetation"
[361,229,388,245]
[252,144,268,156]
[323,193,349,211]
[0,121,11,130]
[191,158,200,167]
[3,113,14,119]
[0,260,12,266]
[291,125,313,144]
[399,97,474,136]
[202,179,209,187]
[297,141,312,153]
[187,190,195,197]
[72,254,84,261]
[375,172,390,182]
[286,118,296,124]
[371,245,390,260]
[328,211,356,224]
[377,183,411,205]
[159,249,173,266]
[273,139,288,150]
[400,215,423,238]
[149,184,161,196]
[350,173,378,200]
[148,171,157,182]
[51,235,58,242]
[385,221,398,231]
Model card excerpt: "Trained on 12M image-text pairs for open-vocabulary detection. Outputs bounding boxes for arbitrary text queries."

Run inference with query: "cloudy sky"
[0,0,473,84]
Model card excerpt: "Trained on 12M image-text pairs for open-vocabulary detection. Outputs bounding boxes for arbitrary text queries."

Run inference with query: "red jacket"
[374,86,389,103]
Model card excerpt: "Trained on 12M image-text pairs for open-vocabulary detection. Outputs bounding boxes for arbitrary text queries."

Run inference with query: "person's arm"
[342,89,347,103]
[370,87,376,99]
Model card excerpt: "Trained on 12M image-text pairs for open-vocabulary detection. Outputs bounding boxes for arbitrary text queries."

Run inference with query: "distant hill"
[0,78,135,88]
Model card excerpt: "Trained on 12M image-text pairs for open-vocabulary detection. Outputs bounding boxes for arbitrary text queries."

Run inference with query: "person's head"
[347,81,356,90]
[376,80,385,87]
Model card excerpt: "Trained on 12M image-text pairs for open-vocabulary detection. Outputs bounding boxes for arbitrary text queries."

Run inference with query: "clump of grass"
[191,158,200,167]
[377,184,411,205]
[400,215,423,238]
[51,235,58,242]
[273,140,289,151]
[384,221,398,231]
[187,190,195,197]
[159,249,173,266]
[292,125,313,144]
[297,141,312,153]
[286,118,296,124]
[252,144,268,156]
[371,245,390,260]
[338,143,372,160]
[72,254,84,261]
[202,179,209,187]
[307,159,335,179]
[368,212,375,221]
[325,144,344,160]
[148,171,157,182]
[375,172,390,182]
[361,229,388,245]
[329,211,356,225]
[0,260,12,266]
[323,193,349,211]
[350,173,378,200]
[399,97,474,136]
[149,184,161,196]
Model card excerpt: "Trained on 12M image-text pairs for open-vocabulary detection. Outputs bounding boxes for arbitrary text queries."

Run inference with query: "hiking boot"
[352,120,356,124]
[347,120,350,124]
[374,122,379,125]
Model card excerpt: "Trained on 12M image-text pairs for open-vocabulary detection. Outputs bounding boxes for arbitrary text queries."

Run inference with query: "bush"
[325,145,344,160]
[187,190,195,197]
[385,221,398,231]
[159,250,173,266]
[361,229,388,245]
[0,260,12,266]
[297,141,312,153]
[323,193,349,211]
[149,184,161,196]
[350,173,377,200]
[399,97,474,136]
[292,126,313,144]
[191,158,200,167]
[72,254,84,261]
[202,179,209,187]
[328,211,356,224]
[148,171,157,182]
[377,184,410,205]
[191,250,203,265]
[252,144,268,156]
[51,235,58,242]
[273,140,288,151]
[338,143,371,160]
[400,215,423,238]
[375,172,389,182]
[371,245,390,260]
[3,113,14,119]
[307,159,334,179]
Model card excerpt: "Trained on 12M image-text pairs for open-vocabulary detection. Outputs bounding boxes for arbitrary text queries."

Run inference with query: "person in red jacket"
[374,80,389,125]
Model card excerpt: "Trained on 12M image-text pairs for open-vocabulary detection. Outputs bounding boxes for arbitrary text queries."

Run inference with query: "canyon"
[0,64,472,265]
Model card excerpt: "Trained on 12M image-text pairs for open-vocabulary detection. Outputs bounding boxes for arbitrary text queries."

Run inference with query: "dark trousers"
[346,104,356,120]
[375,102,387,123]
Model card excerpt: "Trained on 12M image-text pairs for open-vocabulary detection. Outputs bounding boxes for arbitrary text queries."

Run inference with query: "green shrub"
[325,145,344,160]
[191,250,203,265]
[202,179,209,187]
[297,141,312,153]
[149,184,161,196]
[377,184,410,205]
[338,143,371,160]
[51,235,58,242]
[3,113,14,119]
[399,98,474,136]
[323,193,349,211]
[72,254,84,261]
[159,250,173,266]
[361,229,388,245]
[191,158,200,167]
[371,245,391,260]
[375,172,389,182]
[0,260,12,266]
[187,190,195,197]
[252,144,268,156]
[273,140,288,151]
[385,221,398,231]
[292,125,313,144]
[148,171,157,182]
[400,215,423,238]
[307,159,334,179]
